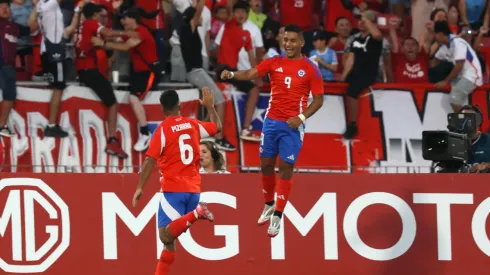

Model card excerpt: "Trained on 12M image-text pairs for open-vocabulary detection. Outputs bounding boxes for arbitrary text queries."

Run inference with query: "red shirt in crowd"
[392,51,429,83]
[76,19,104,71]
[255,55,324,121]
[206,0,227,13]
[324,1,357,33]
[0,19,20,67]
[146,116,218,193]
[126,26,158,72]
[215,19,252,69]
[280,0,313,31]
[135,0,164,31]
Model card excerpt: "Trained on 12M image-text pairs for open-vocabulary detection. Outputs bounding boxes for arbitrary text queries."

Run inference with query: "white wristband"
[229,71,234,79]
[298,113,306,123]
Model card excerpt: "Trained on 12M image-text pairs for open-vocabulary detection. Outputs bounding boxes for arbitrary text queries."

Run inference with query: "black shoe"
[342,122,358,140]
[44,125,69,138]
[0,126,15,137]
[215,138,236,152]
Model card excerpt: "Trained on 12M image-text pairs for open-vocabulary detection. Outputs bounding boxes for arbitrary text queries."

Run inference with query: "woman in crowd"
[199,141,230,174]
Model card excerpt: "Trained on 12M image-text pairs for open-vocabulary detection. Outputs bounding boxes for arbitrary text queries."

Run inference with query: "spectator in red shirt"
[215,1,261,142]
[324,0,356,34]
[76,3,136,158]
[327,16,353,77]
[92,7,162,152]
[135,0,166,75]
[388,18,428,83]
[391,37,429,83]
[280,0,315,55]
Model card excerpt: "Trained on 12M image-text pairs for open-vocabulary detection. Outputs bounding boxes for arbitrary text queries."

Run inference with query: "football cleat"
[194,202,214,222]
[257,203,275,225]
[268,215,281,238]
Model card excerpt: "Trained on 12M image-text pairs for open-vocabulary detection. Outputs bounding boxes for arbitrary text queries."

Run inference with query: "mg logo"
[0,178,70,273]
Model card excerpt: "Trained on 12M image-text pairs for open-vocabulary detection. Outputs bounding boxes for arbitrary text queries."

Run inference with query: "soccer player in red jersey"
[221,24,324,237]
[132,88,221,275]
[91,7,162,152]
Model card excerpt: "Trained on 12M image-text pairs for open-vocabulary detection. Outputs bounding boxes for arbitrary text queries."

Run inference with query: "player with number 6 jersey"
[220,24,324,238]
[132,88,222,275]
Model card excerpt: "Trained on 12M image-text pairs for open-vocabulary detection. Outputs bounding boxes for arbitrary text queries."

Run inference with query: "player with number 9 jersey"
[146,115,218,193]
[219,24,324,238]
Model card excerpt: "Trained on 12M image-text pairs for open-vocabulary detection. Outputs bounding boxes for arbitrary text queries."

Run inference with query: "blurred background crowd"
[9,0,490,85]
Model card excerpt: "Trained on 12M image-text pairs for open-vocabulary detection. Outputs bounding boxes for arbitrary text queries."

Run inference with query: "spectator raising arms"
[309,30,337,82]
[389,19,429,83]
[179,0,235,151]
[0,0,34,136]
[215,1,261,142]
[199,141,230,173]
[91,7,162,152]
[341,10,382,140]
[76,3,137,158]
[433,20,483,112]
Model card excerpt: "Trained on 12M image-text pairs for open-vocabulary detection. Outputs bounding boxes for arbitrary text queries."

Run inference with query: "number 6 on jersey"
[179,134,193,164]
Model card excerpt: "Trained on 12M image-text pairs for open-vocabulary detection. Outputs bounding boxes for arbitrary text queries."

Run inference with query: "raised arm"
[190,0,206,32]
[361,13,382,40]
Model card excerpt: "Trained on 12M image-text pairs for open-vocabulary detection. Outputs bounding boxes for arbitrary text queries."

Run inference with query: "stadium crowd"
[0,0,489,170]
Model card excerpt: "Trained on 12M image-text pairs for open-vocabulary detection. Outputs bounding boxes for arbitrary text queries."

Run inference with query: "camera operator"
[460,105,490,173]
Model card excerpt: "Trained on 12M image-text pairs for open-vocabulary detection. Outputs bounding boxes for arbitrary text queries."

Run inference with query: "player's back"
[259,55,323,121]
[146,116,218,193]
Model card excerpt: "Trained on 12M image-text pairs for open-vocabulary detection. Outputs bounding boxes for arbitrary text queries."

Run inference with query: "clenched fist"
[221,70,233,80]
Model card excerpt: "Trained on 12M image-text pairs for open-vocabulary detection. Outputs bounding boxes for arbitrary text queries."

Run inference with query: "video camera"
[422,105,483,173]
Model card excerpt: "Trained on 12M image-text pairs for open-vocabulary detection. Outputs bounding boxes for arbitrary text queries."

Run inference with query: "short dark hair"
[402,37,419,46]
[0,0,10,6]
[215,6,227,13]
[434,20,451,36]
[83,3,102,19]
[160,90,180,111]
[335,16,349,26]
[430,8,447,21]
[233,1,250,13]
[284,24,303,39]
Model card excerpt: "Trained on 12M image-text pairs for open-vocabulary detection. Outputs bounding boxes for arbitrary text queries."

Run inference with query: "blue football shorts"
[157,192,200,228]
[259,117,305,164]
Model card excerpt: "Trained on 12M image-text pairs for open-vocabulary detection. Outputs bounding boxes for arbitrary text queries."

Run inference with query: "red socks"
[168,211,198,238]
[261,174,276,203]
[275,178,292,212]
[155,250,175,275]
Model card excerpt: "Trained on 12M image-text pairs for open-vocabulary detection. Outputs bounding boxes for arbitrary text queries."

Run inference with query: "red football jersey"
[146,116,218,193]
[76,19,104,71]
[125,26,158,72]
[255,55,324,121]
